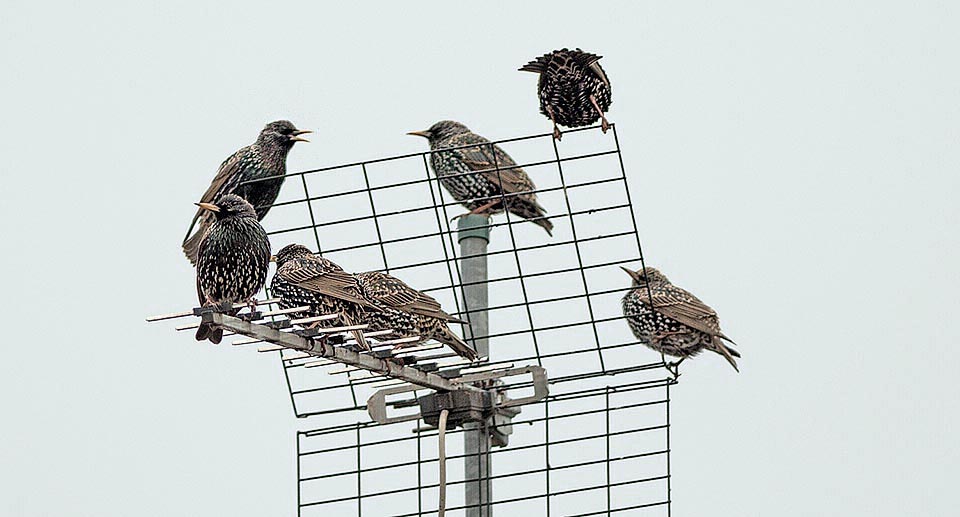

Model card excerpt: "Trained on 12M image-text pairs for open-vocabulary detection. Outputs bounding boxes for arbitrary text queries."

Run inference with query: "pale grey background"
[1,1,958,516]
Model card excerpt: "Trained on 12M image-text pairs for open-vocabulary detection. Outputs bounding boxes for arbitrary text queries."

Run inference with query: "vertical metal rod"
[459,214,492,517]
[360,163,390,273]
[296,432,301,517]
[417,419,423,516]
[605,388,611,512]
[545,397,551,517]
[356,426,362,517]
[300,174,323,255]
[666,382,673,516]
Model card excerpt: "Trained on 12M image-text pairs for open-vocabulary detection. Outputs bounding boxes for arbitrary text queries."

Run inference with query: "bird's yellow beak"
[195,202,220,213]
[620,266,640,282]
[290,129,312,143]
[407,130,430,138]
[269,255,277,263]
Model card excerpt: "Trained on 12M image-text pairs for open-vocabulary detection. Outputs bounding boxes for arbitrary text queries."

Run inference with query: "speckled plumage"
[183,120,309,265]
[520,48,612,138]
[269,244,374,349]
[409,121,553,235]
[355,271,477,361]
[195,195,271,344]
[620,267,739,372]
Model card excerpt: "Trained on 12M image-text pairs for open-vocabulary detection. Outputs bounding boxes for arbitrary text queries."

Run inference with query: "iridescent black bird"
[408,121,553,235]
[269,244,376,350]
[194,195,271,344]
[621,266,739,373]
[182,120,310,265]
[520,48,612,140]
[355,271,477,361]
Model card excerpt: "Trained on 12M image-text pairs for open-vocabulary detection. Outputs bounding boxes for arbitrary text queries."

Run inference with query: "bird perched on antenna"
[194,195,271,344]
[355,271,478,361]
[269,244,376,350]
[408,120,554,236]
[520,48,612,140]
[182,120,311,265]
[620,266,739,375]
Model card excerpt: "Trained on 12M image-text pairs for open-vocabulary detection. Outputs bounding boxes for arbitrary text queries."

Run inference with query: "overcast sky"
[1,1,958,516]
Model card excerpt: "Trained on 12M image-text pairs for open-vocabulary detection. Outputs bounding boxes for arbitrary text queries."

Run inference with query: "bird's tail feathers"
[195,323,223,344]
[340,312,370,351]
[533,217,554,236]
[711,337,740,372]
[528,199,554,236]
[438,325,477,361]
[518,56,549,73]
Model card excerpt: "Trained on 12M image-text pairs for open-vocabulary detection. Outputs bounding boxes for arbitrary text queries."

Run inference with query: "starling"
[520,48,612,140]
[620,266,739,373]
[408,121,553,236]
[182,120,310,265]
[269,244,376,350]
[355,271,478,361]
[194,194,271,344]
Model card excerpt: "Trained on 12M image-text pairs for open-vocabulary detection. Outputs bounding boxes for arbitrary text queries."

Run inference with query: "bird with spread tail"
[620,266,739,374]
[194,195,271,344]
[269,244,376,350]
[520,48,612,140]
[182,120,310,265]
[355,271,477,361]
[408,120,553,236]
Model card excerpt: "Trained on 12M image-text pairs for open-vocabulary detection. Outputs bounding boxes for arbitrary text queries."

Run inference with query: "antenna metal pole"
[458,214,492,517]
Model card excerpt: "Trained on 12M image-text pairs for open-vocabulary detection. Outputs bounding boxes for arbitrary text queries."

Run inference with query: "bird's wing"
[182,147,249,246]
[518,51,555,73]
[357,272,456,321]
[570,49,610,87]
[637,287,725,337]
[450,133,537,196]
[278,258,372,308]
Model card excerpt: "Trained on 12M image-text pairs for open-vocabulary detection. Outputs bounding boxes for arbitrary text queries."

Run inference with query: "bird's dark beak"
[289,129,312,143]
[620,266,640,282]
[269,255,277,263]
[407,130,431,138]
[195,202,220,213]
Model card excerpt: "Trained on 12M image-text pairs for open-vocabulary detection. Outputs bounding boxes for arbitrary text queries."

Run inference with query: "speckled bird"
[355,271,478,361]
[408,121,553,236]
[269,244,375,350]
[620,266,739,373]
[182,120,310,265]
[194,195,271,344]
[520,48,612,140]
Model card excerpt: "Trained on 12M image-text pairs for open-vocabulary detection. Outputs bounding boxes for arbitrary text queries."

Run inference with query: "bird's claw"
[553,125,563,141]
[600,117,610,133]
[666,361,682,379]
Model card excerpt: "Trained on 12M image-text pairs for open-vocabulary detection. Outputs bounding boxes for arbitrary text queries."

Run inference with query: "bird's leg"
[235,297,259,321]
[666,357,686,379]
[469,200,500,215]
[546,105,562,141]
[589,94,610,133]
[449,200,500,222]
